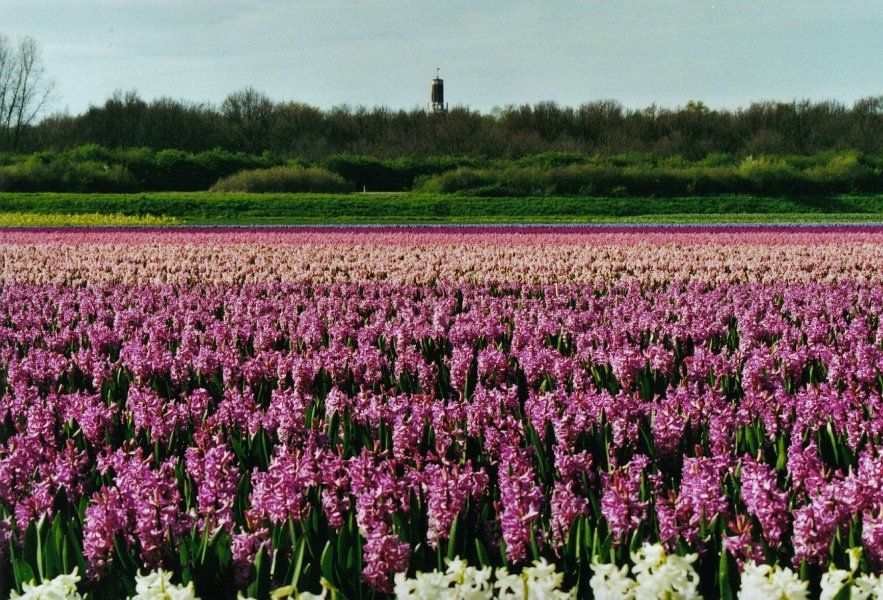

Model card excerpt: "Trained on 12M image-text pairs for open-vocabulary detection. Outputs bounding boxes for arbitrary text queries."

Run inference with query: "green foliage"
[696,153,737,168]
[414,151,883,197]
[117,147,280,191]
[609,152,657,168]
[514,152,589,169]
[415,167,503,195]
[321,154,483,191]
[0,156,139,192]
[0,146,281,192]
[0,145,881,196]
[210,166,353,193]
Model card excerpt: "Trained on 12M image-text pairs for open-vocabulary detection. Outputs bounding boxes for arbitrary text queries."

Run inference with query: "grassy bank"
[3,192,883,225]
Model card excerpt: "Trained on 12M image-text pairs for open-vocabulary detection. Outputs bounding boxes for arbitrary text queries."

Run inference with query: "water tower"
[431,69,448,114]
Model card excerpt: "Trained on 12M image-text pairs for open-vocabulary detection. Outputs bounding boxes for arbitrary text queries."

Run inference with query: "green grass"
[2,192,883,225]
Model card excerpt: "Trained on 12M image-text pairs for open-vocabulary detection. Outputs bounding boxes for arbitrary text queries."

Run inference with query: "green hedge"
[0,146,281,192]
[0,146,881,196]
[0,158,139,193]
[414,153,883,197]
[320,154,485,191]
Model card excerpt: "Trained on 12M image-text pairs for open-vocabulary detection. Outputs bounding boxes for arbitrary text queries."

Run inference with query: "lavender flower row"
[1,278,883,597]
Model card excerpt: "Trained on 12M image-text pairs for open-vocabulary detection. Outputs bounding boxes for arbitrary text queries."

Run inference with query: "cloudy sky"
[3,0,881,116]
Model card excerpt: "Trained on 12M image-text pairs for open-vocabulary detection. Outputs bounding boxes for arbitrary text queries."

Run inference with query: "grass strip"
[2,192,883,225]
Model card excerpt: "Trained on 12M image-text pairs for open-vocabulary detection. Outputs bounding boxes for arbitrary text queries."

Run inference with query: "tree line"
[1,33,881,159]
[7,89,880,160]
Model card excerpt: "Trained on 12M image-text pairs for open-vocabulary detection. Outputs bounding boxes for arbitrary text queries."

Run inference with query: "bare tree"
[221,87,275,154]
[0,34,54,149]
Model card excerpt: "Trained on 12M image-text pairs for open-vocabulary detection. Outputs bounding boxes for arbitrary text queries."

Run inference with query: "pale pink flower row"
[3,225,883,285]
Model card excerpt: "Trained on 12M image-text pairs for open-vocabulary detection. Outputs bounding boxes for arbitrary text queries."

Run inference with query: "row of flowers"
[4,225,883,597]
[18,545,883,600]
[1,276,883,596]
[4,225,883,286]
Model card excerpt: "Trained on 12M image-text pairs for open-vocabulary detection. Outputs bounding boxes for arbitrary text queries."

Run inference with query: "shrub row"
[0,148,480,193]
[210,166,352,193]
[319,154,485,191]
[415,153,883,197]
[0,146,281,192]
[0,159,139,193]
[1,146,882,195]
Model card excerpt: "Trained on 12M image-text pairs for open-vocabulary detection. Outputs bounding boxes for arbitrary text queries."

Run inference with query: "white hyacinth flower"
[738,561,807,600]
[456,563,494,600]
[738,562,780,598]
[394,568,457,599]
[854,573,883,599]
[394,559,493,599]
[767,565,809,600]
[130,569,199,600]
[819,548,881,600]
[631,543,701,600]
[394,557,574,599]
[267,578,335,600]
[11,568,84,600]
[295,592,329,600]
[820,566,855,600]
[492,566,524,599]
[589,559,637,600]
[523,558,575,599]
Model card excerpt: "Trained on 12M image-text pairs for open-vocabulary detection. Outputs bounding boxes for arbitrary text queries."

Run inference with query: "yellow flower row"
[0,212,181,226]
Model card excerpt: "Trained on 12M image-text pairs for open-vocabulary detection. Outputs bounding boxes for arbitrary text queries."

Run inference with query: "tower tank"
[431,69,447,113]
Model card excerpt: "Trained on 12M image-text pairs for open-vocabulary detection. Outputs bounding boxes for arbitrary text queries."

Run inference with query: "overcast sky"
[3,0,881,116]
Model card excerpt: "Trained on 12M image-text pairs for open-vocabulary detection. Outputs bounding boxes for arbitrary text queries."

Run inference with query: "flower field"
[3,225,883,598]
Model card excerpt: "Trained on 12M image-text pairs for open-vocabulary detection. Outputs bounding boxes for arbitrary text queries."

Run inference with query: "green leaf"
[600,533,613,564]
[58,519,88,582]
[826,422,841,466]
[336,522,351,568]
[198,521,213,565]
[775,434,787,472]
[830,582,851,600]
[22,521,39,582]
[529,526,540,562]
[14,559,35,588]
[446,514,460,561]
[566,518,580,565]
[43,514,64,580]
[474,538,490,568]
[639,424,655,460]
[178,535,191,573]
[591,528,601,561]
[320,540,335,586]
[290,538,306,590]
[628,528,642,554]
[718,549,735,600]
[36,517,45,583]
[246,545,270,599]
